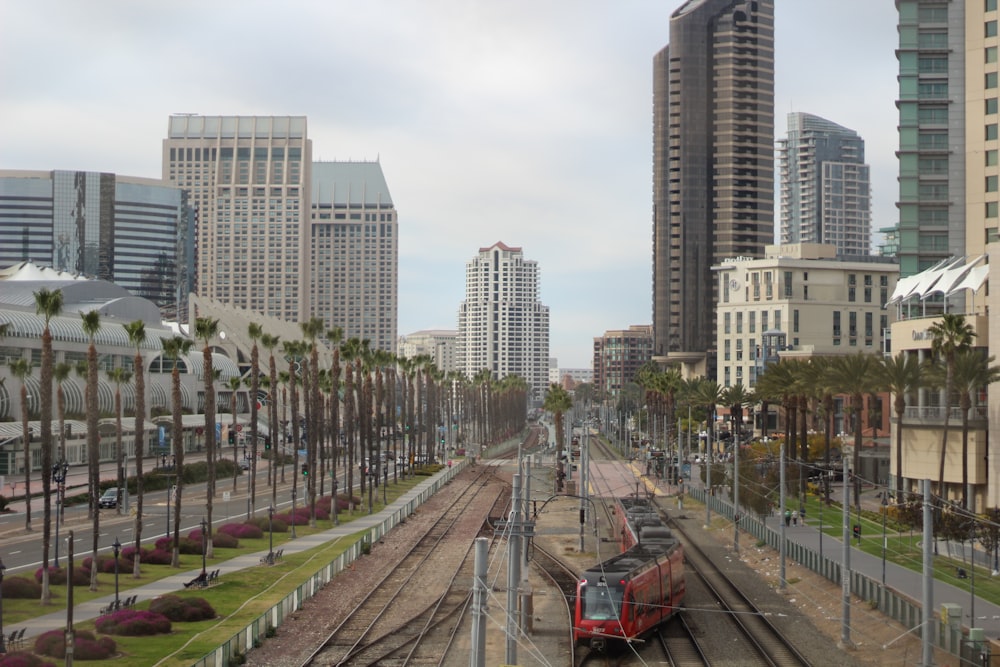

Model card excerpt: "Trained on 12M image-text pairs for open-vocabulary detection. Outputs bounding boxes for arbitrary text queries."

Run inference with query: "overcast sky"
[0,1,899,369]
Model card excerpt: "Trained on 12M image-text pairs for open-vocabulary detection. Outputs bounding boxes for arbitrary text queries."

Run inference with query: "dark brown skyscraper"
[652,0,774,379]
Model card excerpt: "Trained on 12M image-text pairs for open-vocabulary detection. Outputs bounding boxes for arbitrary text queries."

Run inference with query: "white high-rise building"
[398,330,457,372]
[457,242,549,404]
[163,115,312,323]
[311,160,397,353]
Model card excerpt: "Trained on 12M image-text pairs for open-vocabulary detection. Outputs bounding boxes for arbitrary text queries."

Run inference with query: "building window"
[988,124,999,141]
[988,46,999,63]
[736,312,743,334]
[988,20,998,37]
[988,202,999,219]
[989,176,999,193]
[990,0,999,12]
[724,312,731,334]
[749,312,756,333]
[793,309,799,333]
[989,150,1000,166]
[833,311,841,337]
[989,72,999,89]
[783,271,792,297]
[989,98,999,115]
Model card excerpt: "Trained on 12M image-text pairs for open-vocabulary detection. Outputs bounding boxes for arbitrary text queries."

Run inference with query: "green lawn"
[3,474,429,666]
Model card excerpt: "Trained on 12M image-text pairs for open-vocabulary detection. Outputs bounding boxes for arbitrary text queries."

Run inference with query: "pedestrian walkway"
[15,462,464,644]
[649,464,1000,640]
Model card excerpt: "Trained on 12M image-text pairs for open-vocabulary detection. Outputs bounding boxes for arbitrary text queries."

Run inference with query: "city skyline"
[0,1,900,368]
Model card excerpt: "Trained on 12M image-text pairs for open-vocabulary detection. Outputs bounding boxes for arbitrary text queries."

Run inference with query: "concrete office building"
[398,330,457,373]
[311,161,398,353]
[0,170,192,317]
[652,0,775,380]
[163,115,312,323]
[593,325,653,399]
[457,242,549,404]
[778,112,872,256]
[714,244,897,389]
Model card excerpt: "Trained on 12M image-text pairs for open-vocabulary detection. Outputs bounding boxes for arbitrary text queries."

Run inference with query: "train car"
[616,494,663,552]
[573,525,684,651]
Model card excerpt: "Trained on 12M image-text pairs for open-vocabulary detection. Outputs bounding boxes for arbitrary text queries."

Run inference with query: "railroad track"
[663,499,813,667]
[656,614,709,667]
[299,465,506,667]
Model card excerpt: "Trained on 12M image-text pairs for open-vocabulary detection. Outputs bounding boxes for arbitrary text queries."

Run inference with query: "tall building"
[163,115,312,323]
[457,242,550,404]
[714,244,897,389]
[398,330,457,372]
[778,112,872,256]
[0,169,192,316]
[593,325,653,399]
[896,2,975,279]
[311,161,398,353]
[652,0,775,379]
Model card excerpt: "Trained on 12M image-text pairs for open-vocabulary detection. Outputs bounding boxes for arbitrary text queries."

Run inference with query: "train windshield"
[581,581,624,620]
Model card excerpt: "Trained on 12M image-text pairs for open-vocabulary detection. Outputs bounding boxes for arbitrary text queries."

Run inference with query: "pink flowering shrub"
[144,548,173,565]
[1,576,41,599]
[149,594,216,622]
[33,629,116,660]
[95,609,172,636]
[219,522,263,539]
[0,651,58,667]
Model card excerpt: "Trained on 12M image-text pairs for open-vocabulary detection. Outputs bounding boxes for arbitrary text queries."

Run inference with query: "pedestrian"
[784,509,791,526]
[792,509,799,526]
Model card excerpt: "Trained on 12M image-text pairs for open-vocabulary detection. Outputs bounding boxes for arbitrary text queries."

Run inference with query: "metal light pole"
[200,517,207,575]
[0,557,6,654]
[881,493,888,589]
[112,537,121,608]
[65,532,74,667]
[290,490,297,539]
[267,505,274,562]
[52,463,66,567]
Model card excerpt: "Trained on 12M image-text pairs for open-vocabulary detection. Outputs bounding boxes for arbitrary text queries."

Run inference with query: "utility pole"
[470,537,488,667]
[733,427,740,553]
[520,457,532,634]
[921,479,933,667]
[779,442,786,590]
[840,456,852,649]
[506,474,522,666]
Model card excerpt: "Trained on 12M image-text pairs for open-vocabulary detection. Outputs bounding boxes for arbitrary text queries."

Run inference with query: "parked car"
[240,458,251,470]
[98,487,121,509]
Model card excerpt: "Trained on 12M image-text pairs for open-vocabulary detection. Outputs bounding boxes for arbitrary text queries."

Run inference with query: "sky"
[0,1,900,369]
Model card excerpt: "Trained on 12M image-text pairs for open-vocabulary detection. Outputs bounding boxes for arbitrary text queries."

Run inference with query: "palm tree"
[195,316,220,558]
[543,383,573,491]
[53,361,71,528]
[326,328,343,511]
[123,320,147,578]
[247,323,263,517]
[877,352,923,497]
[301,317,325,525]
[691,379,724,458]
[34,287,63,603]
[928,313,976,501]
[341,338,363,510]
[227,375,242,492]
[162,335,192,566]
[283,339,305,519]
[10,358,34,531]
[261,332,281,499]
[81,310,101,590]
[932,349,1000,509]
[828,352,879,508]
[107,367,133,513]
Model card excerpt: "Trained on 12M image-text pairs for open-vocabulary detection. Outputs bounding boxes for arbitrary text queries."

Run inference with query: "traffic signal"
[228,431,235,445]
[853,524,861,541]
[264,437,271,451]
[301,464,308,476]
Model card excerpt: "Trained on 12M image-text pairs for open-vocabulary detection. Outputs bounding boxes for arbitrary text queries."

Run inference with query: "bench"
[260,549,285,566]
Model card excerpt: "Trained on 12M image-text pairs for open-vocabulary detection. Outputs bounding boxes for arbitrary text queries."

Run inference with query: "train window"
[582,584,624,621]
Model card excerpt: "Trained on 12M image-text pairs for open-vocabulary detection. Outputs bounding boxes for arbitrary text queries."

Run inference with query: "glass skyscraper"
[651,0,775,379]
[0,169,191,315]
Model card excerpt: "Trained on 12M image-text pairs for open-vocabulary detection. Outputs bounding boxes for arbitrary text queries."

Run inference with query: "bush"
[149,594,216,622]
[219,522,263,539]
[121,545,151,562]
[0,651,58,667]
[144,548,173,565]
[212,531,239,549]
[33,566,86,586]
[178,537,204,555]
[101,558,133,574]
[96,609,172,636]
[33,629,116,660]
[1,575,41,599]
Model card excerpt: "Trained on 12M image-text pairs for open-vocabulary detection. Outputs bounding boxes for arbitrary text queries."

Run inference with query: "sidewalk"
[662,464,1000,639]
[12,462,462,644]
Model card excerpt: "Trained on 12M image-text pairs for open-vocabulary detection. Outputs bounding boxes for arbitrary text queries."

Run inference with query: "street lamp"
[290,490,297,539]
[200,518,207,576]
[112,537,121,609]
[52,462,68,567]
[0,557,6,654]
